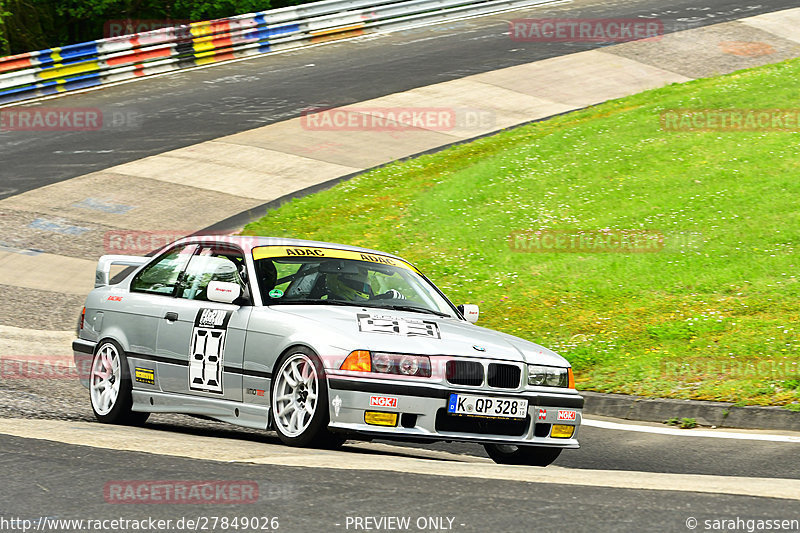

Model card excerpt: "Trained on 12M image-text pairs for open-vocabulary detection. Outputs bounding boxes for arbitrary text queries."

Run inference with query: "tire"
[89,339,149,426]
[483,444,562,466]
[270,347,344,448]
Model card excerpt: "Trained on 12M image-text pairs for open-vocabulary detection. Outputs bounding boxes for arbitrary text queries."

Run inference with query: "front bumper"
[326,377,582,448]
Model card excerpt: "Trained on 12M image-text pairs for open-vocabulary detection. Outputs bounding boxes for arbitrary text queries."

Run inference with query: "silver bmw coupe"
[74,236,582,466]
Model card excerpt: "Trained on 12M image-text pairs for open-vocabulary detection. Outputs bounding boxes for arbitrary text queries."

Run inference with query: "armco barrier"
[0,0,560,106]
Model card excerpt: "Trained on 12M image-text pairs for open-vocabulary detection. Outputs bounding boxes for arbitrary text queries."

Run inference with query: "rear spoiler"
[95,255,149,287]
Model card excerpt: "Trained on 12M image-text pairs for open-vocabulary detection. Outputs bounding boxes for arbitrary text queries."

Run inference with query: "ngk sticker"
[538,409,547,420]
[557,410,577,421]
[369,395,398,408]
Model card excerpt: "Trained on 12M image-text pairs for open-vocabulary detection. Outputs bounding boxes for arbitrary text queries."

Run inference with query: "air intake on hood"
[357,313,440,338]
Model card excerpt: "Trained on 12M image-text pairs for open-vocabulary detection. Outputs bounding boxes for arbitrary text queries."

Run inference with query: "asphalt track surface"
[2,376,800,479]
[1,0,798,200]
[1,433,797,533]
[1,377,799,532]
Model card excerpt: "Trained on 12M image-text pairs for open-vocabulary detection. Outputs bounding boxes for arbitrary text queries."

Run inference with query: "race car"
[73,236,582,466]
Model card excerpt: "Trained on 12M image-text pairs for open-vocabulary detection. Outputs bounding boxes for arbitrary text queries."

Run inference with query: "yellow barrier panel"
[38,61,100,80]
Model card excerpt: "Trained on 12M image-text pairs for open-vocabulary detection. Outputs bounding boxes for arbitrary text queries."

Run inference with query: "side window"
[130,245,195,296]
[178,246,247,301]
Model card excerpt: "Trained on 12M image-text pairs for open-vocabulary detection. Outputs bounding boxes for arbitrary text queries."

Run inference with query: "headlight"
[398,355,420,376]
[375,353,431,377]
[340,351,431,378]
[372,352,393,373]
[527,365,570,388]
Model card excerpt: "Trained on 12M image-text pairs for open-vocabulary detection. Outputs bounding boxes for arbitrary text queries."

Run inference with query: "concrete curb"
[581,391,800,432]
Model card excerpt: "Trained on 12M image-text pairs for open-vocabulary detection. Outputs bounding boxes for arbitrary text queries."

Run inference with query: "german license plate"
[447,393,527,419]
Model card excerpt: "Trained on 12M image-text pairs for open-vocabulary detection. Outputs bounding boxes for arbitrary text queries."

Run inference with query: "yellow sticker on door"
[135,367,155,385]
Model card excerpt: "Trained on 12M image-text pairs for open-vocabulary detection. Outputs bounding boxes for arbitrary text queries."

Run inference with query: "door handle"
[164,312,178,322]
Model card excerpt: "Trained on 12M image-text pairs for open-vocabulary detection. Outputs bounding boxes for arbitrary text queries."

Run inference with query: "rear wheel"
[483,444,562,466]
[89,340,149,425]
[271,347,344,448]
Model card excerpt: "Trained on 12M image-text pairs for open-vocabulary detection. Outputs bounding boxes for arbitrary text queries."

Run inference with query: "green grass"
[665,417,698,429]
[243,58,800,408]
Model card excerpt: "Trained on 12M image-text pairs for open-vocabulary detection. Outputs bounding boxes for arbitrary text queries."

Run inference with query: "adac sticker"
[135,367,155,385]
[252,246,419,273]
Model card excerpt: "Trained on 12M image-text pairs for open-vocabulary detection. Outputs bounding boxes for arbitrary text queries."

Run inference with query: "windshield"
[252,246,457,318]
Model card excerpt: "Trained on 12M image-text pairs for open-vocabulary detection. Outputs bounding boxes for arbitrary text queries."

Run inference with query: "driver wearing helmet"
[325,268,372,301]
[324,268,405,301]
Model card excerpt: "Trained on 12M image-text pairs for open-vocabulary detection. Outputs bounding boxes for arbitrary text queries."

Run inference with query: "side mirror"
[457,304,480,324]
[207,281,241,304]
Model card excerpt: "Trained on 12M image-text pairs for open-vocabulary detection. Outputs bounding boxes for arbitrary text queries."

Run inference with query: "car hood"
[266,305,569,367]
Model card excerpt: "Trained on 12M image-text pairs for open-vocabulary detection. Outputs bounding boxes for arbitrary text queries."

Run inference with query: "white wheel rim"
[273,353,319,437]
[90,343,122,416]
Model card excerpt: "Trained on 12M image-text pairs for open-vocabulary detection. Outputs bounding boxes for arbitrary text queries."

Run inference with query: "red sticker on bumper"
[369,395,398,408]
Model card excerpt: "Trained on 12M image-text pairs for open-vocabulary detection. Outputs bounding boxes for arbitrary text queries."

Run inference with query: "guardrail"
[0,0,560,106]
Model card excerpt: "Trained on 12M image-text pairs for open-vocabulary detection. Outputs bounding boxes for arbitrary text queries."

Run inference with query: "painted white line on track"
[583,418,800,443]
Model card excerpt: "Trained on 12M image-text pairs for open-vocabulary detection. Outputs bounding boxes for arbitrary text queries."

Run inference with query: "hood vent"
[357,313,440,339]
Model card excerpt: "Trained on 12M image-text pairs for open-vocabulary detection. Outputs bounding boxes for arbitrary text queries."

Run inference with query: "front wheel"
[89,339,149,425]
[271,347,344,448]
[483,444,562,466]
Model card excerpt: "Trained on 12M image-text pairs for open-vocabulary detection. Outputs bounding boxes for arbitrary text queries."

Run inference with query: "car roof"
[170,235,411,263]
